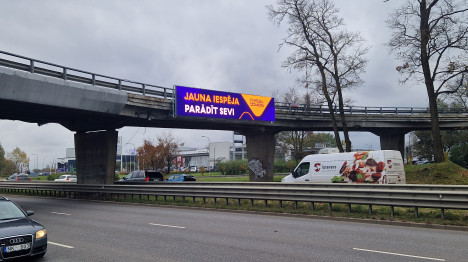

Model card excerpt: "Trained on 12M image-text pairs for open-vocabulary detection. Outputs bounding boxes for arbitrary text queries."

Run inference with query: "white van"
[282,150,406,184]
[318,148,339,154]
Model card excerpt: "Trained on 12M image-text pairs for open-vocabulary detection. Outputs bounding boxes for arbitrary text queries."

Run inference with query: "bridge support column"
[376,131,406,158]
[74,130,117,184]
[245,131,276,182]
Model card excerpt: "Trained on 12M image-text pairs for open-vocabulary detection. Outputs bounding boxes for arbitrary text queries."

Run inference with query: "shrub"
[199,166,206,175]
[274,160,296,173]
[449,143,468,168]
[47,173,62,181]
[218,160,248,175]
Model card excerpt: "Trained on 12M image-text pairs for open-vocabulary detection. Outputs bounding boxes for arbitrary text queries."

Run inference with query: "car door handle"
[305,179,309,181]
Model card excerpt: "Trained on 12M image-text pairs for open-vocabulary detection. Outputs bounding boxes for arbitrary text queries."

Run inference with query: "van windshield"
[294,162,310,178]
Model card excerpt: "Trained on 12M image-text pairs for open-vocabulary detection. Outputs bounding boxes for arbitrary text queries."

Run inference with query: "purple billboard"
[175,86,275,121]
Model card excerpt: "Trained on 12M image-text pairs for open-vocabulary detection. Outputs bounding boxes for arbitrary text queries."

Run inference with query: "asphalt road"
[5,195,468,262]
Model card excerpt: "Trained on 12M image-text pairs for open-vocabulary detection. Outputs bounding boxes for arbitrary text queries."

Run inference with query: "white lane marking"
[353,248,445,261]
[51,211,71,216]
[48,241,74,249]
[149,223,186,229]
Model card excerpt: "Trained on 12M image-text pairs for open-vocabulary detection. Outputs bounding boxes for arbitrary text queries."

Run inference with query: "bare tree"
[137,140,164,170]
[276,87,323,162]
[0,143,5,174]
[156,132,184,174]
[7,147,29,173]
[447,85,468,110]
[387,0,468,162]
[268,0,369,152]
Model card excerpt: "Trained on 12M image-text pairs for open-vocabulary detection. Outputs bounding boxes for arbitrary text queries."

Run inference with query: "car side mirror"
[26,210,34,216]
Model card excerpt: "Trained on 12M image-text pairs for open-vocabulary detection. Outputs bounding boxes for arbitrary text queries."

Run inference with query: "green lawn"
[405,161,468,184]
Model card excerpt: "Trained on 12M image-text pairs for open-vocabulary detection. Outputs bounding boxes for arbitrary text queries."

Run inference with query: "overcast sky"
[0,0,424,169]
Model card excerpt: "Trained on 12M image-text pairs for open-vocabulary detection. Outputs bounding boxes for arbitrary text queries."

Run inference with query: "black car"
[118,170,164,182]
[0,196,47,261]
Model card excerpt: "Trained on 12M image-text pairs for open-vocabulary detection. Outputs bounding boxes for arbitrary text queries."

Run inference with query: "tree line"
[0,144,30,176]
[268,0,468,163]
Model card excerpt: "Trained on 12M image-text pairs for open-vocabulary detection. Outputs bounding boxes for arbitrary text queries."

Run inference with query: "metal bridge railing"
[275,102,468,115]
[0,50,173,99]
[1,50,467,115]
[1,182,467,219]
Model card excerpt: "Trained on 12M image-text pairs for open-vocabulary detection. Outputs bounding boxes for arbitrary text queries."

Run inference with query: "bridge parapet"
[1,50,468,119]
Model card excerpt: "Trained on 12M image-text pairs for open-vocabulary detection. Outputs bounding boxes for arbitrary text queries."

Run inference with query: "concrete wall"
[75,130,117,184]
[0,66,127,114]
[245,132,276,182]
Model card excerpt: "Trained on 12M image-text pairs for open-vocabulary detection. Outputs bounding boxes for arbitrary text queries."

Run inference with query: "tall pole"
[31,154,38,171]
[43,156,48,171]
[126,143,136,171]
[202,136,210,173]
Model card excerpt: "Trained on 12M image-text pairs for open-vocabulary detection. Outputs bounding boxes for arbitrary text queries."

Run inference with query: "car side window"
[294,162,310,178]
[131,171,138,178]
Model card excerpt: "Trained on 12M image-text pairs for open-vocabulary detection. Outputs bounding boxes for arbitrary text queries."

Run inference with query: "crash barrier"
[1,182,467,219]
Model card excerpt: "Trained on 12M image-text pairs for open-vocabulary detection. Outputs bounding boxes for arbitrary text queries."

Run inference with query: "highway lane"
[5,195,468,262]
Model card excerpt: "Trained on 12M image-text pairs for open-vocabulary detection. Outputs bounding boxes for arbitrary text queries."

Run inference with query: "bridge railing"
[275,102,468,115]
[1,182,467,219]
[1,50,467,116]
[0,50,173,99]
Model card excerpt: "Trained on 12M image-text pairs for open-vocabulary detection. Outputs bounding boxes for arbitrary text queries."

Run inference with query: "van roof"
[301,150,402,162]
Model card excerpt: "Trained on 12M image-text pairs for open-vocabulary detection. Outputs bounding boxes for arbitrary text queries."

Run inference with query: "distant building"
[62,133,247,172]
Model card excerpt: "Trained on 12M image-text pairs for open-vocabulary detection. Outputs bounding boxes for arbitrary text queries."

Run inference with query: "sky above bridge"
[0,0,424,168]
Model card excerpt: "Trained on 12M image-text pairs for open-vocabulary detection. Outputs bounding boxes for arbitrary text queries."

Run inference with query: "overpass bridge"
[1,51,467,183]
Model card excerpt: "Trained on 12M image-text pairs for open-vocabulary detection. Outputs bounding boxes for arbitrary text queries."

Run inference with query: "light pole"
[202,136,210,173]
[126,143,136,172]
[31,154,38,172]
[42,156,48,171]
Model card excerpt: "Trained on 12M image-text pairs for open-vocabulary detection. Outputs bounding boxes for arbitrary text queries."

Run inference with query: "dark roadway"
[5,195,468,262]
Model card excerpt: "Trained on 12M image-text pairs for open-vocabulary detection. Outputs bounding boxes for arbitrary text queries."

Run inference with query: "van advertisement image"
[336,152,387,183]
[282,150,406,184]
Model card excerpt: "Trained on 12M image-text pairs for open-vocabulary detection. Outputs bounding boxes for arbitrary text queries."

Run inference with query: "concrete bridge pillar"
[376,131,407,158]
[245,131,276,182]
[74,130,117,184]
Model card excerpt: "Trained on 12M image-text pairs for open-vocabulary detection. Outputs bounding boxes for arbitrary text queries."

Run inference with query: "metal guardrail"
[116,181,468,191]
[0,50,173,99]
[1,182,467,219]
[1,50,467,116]
[275,102,468,115]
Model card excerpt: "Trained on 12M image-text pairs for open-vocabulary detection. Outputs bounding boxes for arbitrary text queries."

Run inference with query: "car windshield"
[58,175,66,179]
[124,173,133,179]
[0,201,26,220]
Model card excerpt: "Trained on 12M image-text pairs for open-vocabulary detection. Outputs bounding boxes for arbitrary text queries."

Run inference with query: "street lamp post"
[201,136,210,174]
[42,156,48,171]
[126,143,136,172]
[31,154,38,172]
